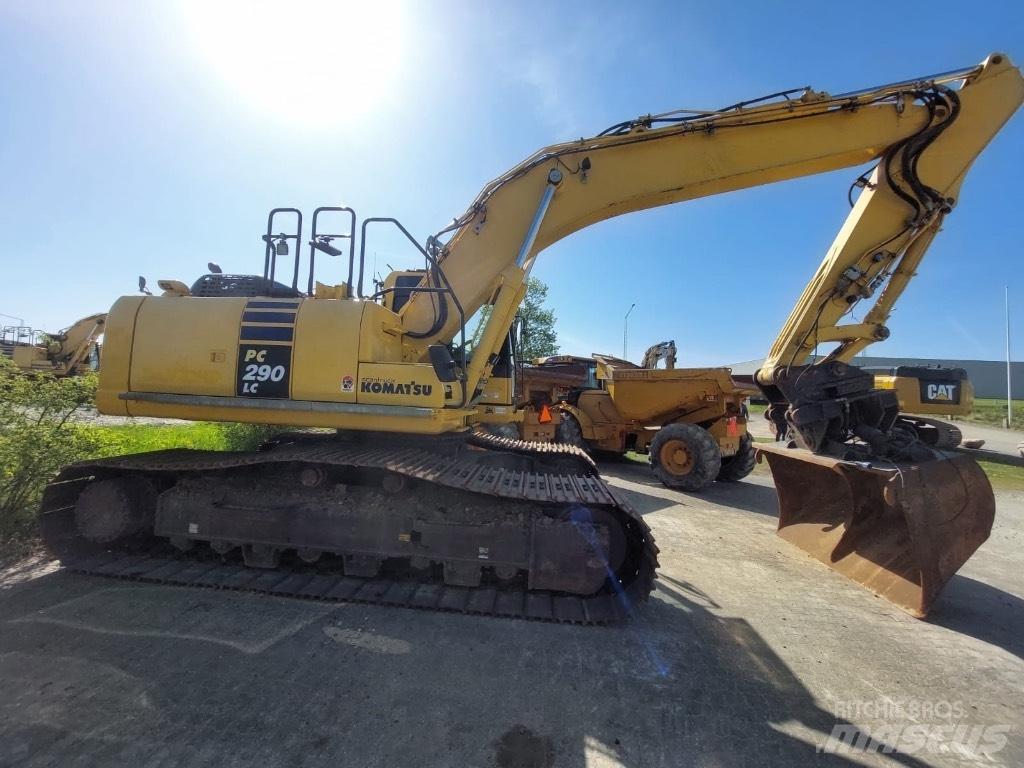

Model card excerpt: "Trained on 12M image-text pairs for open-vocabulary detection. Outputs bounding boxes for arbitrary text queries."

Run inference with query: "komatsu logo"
[360,377,432,396]
[926,383,957,401]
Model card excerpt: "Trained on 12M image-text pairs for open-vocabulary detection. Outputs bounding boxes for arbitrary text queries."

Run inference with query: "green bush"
[0,359,101,547]
[0,352,289,554]
[217,421,281,451]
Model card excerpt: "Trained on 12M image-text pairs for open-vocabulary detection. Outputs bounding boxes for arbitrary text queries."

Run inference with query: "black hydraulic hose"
[906,86,961,208]
[900,96,940,208]
[890,85,959,220]
[880,90,934,220]
[404,264,449,340]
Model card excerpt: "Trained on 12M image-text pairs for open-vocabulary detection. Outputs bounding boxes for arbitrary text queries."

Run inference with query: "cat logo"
[926,383,957,401]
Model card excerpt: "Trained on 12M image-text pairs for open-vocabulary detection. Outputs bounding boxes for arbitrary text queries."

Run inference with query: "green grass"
[960,398,1024,428]
[749,397,1024,428]
[973,457,1024,491]
[88,423,231,455]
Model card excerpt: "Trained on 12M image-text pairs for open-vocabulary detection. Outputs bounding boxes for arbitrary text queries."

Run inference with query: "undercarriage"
[40,431,658,623]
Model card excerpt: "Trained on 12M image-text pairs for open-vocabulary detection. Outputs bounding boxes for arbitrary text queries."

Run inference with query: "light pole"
[623,303,636,360]
[1006,286,1013,428]
[0,312,25,326]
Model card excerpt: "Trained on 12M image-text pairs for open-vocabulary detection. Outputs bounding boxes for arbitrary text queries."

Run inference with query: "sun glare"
[181,0,408,124]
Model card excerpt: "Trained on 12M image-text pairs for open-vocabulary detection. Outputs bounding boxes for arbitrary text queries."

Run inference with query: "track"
[40,431,659,624]
[897,415,963,450]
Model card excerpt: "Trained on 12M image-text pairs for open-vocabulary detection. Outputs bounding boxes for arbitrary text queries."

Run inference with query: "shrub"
[0,359,101,548]
[217,422,281,451]
[0,351,288,554]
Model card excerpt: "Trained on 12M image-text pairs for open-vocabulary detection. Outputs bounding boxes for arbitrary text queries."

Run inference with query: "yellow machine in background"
[40,54,1023,621]
[520,343,756,491]
[872,365,973,448]
[2,314,105,376]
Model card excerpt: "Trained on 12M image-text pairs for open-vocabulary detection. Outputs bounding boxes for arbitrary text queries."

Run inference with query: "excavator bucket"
[755,444,994,617]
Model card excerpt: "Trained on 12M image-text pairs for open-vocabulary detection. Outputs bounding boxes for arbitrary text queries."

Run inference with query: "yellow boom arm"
[399,54,1022,404]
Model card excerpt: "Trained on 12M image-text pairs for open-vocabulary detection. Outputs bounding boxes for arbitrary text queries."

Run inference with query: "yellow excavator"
[872,365,973,448]
[2,314,105,376]
[41,53,1022,621]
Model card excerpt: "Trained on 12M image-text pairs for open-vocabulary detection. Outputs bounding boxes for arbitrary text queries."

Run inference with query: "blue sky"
[1,0,1022,365]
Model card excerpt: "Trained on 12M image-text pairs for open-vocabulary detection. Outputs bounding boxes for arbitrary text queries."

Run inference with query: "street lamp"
[623,303,636,360]
[1006,286,1013,428]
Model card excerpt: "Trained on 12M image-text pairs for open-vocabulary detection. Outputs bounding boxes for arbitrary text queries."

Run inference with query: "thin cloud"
[501,17,630,138]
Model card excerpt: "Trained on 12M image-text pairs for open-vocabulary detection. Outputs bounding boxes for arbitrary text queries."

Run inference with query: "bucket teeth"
[756,444,994,617]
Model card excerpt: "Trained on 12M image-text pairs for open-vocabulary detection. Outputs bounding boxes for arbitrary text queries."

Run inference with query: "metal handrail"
[308,206,356,295]
[359,217,468,407]
[262,208,302,288]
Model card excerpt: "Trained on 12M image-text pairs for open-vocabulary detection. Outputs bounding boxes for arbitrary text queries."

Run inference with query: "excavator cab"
[379,269,428,313]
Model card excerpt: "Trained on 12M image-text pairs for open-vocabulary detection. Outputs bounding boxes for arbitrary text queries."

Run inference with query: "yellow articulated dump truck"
[518,343,756,491]
[39,54,1022,621]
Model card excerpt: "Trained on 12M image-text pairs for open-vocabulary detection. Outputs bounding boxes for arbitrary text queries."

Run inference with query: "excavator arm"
[399,54,1021,413]
[641,341,677,370]
[50,313,106,375]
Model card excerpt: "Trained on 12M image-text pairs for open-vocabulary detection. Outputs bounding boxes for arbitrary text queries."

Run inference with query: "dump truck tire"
[650,423,721,491]
[717,433,756,482]
[556,413,588,451]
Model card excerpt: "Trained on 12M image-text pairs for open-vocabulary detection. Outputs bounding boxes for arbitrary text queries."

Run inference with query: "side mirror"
[138,276,152,295]
[428,344,460,383]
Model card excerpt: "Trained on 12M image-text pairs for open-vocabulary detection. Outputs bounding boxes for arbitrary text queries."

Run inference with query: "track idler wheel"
[74,477,156,544]
[756,444,995,617]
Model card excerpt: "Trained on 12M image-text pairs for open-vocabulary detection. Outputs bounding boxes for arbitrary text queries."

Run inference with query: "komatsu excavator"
[41,54,1022,621]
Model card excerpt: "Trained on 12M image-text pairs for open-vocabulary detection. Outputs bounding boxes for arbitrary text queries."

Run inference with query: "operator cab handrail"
[360,217,469,407]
